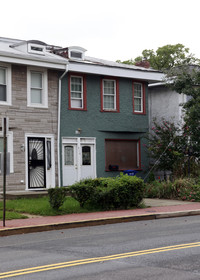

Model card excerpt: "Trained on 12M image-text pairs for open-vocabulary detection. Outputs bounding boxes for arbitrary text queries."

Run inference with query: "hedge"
[68,174,145,210]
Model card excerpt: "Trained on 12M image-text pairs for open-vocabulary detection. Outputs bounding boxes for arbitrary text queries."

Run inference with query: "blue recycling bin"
[123,170,138,176]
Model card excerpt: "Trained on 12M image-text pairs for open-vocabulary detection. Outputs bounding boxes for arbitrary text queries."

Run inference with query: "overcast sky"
[1,0,200,62]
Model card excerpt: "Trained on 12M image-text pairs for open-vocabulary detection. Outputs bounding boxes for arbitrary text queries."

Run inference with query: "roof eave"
[68,62,164,83]
[0,51,67,70]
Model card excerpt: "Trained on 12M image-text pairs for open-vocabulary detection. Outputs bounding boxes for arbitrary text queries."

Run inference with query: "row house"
[0,37,66,191]
[0,38,163,191]
[55,47,163,186]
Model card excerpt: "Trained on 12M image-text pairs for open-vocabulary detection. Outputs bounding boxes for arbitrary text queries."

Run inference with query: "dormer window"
[70,51,83,59]
[68,47,86,61]
[28,43,45,55]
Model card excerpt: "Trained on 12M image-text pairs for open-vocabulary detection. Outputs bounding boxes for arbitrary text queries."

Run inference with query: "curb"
[1,210,200,237]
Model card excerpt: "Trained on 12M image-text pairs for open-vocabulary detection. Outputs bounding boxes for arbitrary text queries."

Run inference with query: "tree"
[146,118,198,177]
[117,44,198,70]
[146,119,184,174]
[166,65,200,160]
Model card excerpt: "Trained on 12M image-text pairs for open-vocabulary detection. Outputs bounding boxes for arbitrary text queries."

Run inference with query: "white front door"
[62,138,96,186]
[80,144,95,181]
[63,144,78,186]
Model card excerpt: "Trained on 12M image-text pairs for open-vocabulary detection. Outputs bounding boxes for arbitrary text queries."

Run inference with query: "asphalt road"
[0,216,200,279]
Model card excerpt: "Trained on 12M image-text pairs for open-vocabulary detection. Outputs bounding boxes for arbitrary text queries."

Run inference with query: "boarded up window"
[105,139,138,170]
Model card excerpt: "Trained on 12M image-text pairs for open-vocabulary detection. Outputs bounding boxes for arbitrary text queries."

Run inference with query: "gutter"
[57,63,69,187]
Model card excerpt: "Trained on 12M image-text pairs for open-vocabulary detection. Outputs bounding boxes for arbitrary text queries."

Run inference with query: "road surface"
[0,215,200,279]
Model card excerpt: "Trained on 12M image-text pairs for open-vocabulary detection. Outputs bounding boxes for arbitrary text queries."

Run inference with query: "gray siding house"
[148,82,187,128]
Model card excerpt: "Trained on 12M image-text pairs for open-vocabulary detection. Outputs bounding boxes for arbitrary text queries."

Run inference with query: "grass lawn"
[0,211,28,220]
[0,196,96,220]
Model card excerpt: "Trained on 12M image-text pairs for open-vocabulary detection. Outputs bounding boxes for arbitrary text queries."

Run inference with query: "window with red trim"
[105,139,140,170]
[133,82,146,114]
[69,75,86,110]
[101,78,119,112]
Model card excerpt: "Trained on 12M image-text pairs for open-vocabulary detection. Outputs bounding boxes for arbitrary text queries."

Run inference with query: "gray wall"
[148,85,186,128]
[0,65,59,191]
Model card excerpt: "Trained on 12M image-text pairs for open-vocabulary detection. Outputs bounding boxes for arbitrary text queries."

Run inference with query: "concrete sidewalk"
[1,199,200,237]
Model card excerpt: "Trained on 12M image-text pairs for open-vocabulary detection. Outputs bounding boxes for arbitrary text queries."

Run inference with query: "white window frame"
[28,43,45,55]
[70,75,83,109]
[0,131,14,173]
[27,67,48,108]
[103,79,116,110]
[68,47,86,61]
[134,82,143,113]
[0,63,12,106]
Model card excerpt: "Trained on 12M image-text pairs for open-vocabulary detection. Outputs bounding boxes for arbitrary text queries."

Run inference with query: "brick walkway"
[1,200,200,236]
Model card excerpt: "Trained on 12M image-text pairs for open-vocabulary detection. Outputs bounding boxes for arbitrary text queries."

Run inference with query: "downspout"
[58,62,69,187]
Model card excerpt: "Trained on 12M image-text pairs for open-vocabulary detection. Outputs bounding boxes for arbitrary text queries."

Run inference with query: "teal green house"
[55,47,163,186]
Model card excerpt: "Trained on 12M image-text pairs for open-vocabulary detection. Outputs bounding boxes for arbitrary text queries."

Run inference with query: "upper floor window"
[68,46,86,61]
[101,79,119,112]
[28,43,45,55]
[27,68,48,108]
[133,82,146,114]
[68,75,86,110]
[0,64,11,105]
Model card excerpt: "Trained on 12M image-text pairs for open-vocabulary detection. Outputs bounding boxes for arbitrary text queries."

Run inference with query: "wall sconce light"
[75,128,82,135]
[21,144,25,152]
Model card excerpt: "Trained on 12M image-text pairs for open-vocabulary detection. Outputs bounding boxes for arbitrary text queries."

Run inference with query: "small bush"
[68,178,100,207]
[111,175,145,209]
[48,187,67,210]
[174,178,200,201]
[69,175,145,210]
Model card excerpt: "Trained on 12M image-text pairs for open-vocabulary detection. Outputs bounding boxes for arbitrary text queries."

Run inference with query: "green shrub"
[145,177,200,201]
[146,172,156,183]
[111,175,145,209]
[48,187,67,210]
[174,178,200,201]
[69,175,145,210]
[68,178,100,207]
[145,181,163,198]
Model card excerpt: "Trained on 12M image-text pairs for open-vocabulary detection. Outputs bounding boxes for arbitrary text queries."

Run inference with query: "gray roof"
[0,37,66,69]
[0,37,164,82]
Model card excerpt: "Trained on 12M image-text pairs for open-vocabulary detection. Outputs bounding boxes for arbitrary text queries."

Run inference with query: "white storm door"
[80,144,95,180]
[62,144,78,186]
[46,138,55,189]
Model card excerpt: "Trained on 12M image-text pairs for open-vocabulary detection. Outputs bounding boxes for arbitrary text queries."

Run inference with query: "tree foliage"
[146,119,184,173]
[146,118,199,177]
[166,65,200,159]
[117,44,198,70]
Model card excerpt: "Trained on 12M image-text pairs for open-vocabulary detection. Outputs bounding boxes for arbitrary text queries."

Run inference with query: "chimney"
[135,58,150,69]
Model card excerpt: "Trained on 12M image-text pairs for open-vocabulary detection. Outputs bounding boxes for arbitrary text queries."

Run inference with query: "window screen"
[0,68,6,101]
[31,72,42,104]
[134,83,143,112]
[70,76,83,108]
[103,80,115,110]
